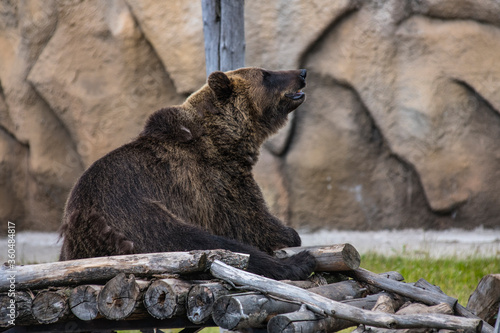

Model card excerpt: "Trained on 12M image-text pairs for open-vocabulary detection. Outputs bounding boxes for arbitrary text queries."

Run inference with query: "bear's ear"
[178,125,195,142]
[208,71,232,100]
[140,107,202,143]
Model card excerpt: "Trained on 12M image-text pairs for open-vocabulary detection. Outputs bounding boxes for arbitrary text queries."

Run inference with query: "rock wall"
[1,0,500,232]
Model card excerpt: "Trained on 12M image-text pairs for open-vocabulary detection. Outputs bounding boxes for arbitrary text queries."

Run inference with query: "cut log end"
[187,282,229,324]
[338,243,361,270]
[144,280,177,319]
[275,244,361,272]
[144,278,192,319]
[32,290,70,324]
[212,294,242,330]
[97,273,141,320]
[69,285,102,321]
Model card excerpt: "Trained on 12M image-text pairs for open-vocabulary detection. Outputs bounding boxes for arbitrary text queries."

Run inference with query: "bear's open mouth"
[285,89,305,100]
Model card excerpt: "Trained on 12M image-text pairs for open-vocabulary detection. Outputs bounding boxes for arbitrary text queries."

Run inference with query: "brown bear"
[59,67,315,280]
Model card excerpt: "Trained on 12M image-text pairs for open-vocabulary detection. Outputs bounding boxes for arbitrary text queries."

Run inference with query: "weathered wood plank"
[210,260,483,332]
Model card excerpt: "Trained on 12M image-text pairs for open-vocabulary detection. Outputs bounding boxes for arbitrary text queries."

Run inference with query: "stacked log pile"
[0,245,497,333]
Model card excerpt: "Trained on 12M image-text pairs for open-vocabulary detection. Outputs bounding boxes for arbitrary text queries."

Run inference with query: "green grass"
[359,252,500,306]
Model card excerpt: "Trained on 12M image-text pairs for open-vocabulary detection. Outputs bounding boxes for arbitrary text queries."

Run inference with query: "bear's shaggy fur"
[59,67,315,280]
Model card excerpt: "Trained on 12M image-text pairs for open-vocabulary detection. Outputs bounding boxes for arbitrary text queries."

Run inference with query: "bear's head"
[206,67,306,134]
[141,68,307,166]
[187,67,307,162]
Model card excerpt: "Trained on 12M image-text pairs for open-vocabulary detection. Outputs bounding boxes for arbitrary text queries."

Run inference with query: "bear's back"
[66,139,169,214]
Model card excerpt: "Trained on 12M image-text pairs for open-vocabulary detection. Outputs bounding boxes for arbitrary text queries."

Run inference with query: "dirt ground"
[1,227,499,264]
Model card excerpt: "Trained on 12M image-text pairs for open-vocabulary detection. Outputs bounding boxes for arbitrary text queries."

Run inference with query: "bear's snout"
[299,69,307,80]
[285,69,307,101]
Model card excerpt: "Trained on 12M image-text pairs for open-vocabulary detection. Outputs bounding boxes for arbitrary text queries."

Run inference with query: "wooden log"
[212,280,373,331]
[414,277,495,333]
[219,0,245,72]
[31,289,73,324]
[97,273,150,320]
[201,0,220,76]
[0,290,36,327]
[455,304,494,333]
[267,305,355,333]
[341,293,382,310]
[212,284,392,331]
[212,292,302,330]
[0,294,16,328]
[210,260,483,332]
[281,273,328,289]
[352,294,398,333]
[187,282,231,324]
[354,269,494,333]
[380,271,405,282]
[144,278,192,319]
[354,301,455,333]
[280,280,325,289]
[414,278,445,295]
[0,250,249,292]
[309,280,367,301]
[352,293,408,333]
[348,268,457,308]
[187,278,364,326]
[364,271,406,294]
[275,244,361,272]
[494,306,500,333]
[372,294,397,314]
[467,274,500,326]
[69,285,103,321]
[397,302,454,316]
[15,290,37,326]
[201,0,245,76]
[267,295,392,333]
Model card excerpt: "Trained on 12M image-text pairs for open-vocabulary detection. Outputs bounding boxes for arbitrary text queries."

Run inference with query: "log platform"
[1,244,496,333]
